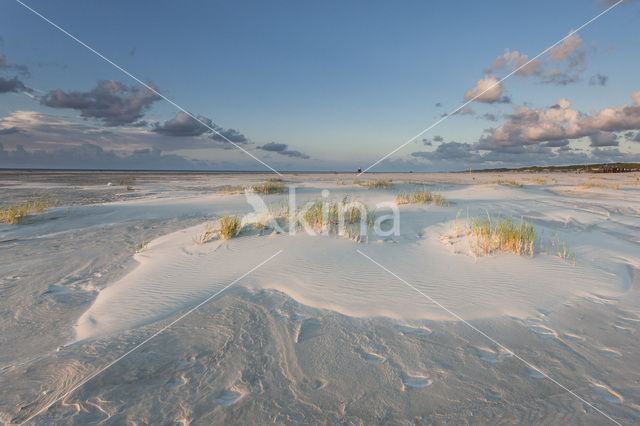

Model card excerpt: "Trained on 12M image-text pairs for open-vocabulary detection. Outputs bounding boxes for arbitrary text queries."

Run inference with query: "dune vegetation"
[216,185,246,194]
[218,215,242,239]
[467,214,536,257]
[396,187,449,206]
[492,179,523,187]
[355,179,393,190]
[251,182,287,194]
[0,199,60,224]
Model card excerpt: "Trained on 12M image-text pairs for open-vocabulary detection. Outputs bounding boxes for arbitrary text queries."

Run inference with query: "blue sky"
[1,0,639,171]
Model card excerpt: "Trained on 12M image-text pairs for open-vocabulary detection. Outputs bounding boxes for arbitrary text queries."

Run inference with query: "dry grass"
[291,196,374,242]
[532,179,547,185]
[217,215,242,239]
[579,182,619,190]
[492,180,523,187]
[135,239,148,253]
[193,221,217,245]
[264,178,283,182]
[217,185,245,194]
[468,214,535,257]
[0,198,60,224]
[355,179,393,190]
[251,182,287,194]
[396,187,449,206]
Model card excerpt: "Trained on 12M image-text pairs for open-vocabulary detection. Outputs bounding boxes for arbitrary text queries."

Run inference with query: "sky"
[0,0,639,171]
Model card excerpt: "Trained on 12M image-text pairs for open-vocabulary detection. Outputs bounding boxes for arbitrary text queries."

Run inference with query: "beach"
[1,170,639,424]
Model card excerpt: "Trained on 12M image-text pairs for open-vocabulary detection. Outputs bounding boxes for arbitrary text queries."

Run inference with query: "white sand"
[75,175,640,341]
[2,171,640,424]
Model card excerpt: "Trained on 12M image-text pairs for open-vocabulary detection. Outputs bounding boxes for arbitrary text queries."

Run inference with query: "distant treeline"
[471,163,640,173]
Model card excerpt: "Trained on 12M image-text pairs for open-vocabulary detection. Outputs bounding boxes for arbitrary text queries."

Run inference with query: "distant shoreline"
[1,162,639,174]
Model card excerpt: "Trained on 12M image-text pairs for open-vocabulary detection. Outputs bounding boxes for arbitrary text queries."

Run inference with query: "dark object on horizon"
[589,163,640,173]
[357,167,362,173]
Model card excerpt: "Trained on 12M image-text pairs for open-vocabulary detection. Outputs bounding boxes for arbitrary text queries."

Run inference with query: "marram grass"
[468,214,535,257]
[0,199,59,224]
[217,215,242,240]
[396,187,449,206]
[251,182,287,194]
[354,179,393,190]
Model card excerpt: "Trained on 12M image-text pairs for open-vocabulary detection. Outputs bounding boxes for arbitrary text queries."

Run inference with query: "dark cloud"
[412,141,477,161]
[258,141,309,159]
[153,112,211,137]
[589,73,608,86]
[435,102,442,107]
[152,111,249,146]
[422,138,432,146]
[625,131,640,143]
[0,142,214,170]
[481,113,498,122]
[542,139,570,148]
[0,126,20,135]
[0,76,31,94]
[433,135,443,142]
[40,80,160,126]
[589,131,618,147]
[210,126,248,143]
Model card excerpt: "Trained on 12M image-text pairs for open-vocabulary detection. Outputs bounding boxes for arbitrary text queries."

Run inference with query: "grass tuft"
[355,179,393,190]
[0,198,60,224]
[468,213,535,257]
[217,215,242,240]
[251,182,287,194]
[135,239,148,253]
[396,187,449,206]
[492,179,523,187]
[217,185,245,194]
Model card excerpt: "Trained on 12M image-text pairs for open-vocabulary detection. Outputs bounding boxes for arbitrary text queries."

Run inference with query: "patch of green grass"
[217,215,242,240]
[216,185,245,195]
[396,187,449,206]
[468,214,535,257]
[0,198,60,224]
[251,182,287,194]
[492,180,523,187]
[355,179,393,190]
[135,239,148,253]
[579,182,619,190]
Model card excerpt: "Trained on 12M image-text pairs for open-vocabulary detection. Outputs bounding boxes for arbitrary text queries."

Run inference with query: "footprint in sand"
[591,382,623,404]
[215,389,244,406]
[402,375,432,389]
[395,325,432,336]
[474,346,513,364]
[527,324,558,340]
